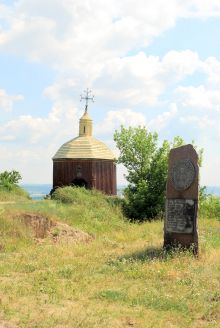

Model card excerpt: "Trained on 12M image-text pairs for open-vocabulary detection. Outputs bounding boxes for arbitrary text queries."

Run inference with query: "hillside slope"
[0,187,219,328]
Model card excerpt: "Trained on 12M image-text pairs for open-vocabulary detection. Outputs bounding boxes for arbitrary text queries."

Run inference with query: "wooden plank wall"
[53,159,117,195]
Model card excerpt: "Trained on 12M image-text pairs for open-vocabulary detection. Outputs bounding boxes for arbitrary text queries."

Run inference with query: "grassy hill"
[0,187,219,328]
[0,185,30,202]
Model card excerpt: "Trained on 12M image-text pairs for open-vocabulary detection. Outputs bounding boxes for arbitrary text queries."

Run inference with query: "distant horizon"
[20,183,220,187]
[20,183,220,191]
[19,183,220,200]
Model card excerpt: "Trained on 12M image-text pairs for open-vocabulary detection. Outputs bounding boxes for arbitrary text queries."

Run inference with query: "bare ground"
[0,321,18,328]
[15,213,94,244]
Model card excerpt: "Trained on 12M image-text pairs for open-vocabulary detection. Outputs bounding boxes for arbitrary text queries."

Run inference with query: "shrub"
[0,170,22,191]
[200,195,220,220]
[114,126,203,221]
[51,186,104,205]
[0,170,30,201]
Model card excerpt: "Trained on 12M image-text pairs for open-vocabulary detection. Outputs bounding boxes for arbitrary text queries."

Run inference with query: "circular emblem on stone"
[171,159,196,191]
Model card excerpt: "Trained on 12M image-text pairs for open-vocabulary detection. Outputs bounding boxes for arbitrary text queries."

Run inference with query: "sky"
[0,0,220,186]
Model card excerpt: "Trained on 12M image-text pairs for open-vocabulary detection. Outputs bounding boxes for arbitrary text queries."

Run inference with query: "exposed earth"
[15,213,94,244]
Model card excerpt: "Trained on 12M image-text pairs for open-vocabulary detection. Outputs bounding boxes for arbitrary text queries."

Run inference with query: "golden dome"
[53,136,116,160]
[53,110,116,160]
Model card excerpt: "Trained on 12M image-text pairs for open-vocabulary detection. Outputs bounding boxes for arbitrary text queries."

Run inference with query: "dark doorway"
[72,178,88,188]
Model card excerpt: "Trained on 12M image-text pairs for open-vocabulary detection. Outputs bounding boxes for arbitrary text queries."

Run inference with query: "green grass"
[199,195,220,220]
[0,187,219,328]
[0,185,30,202]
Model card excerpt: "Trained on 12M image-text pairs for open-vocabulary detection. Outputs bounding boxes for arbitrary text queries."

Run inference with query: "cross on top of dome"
[80,88,95,113]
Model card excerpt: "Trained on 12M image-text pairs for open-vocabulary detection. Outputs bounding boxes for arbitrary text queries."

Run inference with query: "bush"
[0,170,30,201]
[51,186,103,204]
[50,186,125,233]
[114,126,203,221]
[105,195,124,208]
[200,195,220,220]
[51,186,122,208]
[114,126,182,220]
[0,170,22,191]
[51,186,124,226]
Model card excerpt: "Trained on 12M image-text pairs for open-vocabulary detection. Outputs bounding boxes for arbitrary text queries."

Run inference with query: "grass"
[0,185,30,202]
[199,195,220,220]
[0,187,219,327]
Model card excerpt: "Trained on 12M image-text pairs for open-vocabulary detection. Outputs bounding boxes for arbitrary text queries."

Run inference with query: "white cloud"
[0,144,53,183]
[0,108,78,145]
[172,54,220,114]
[0,135,16,142]
[162,50,200,80]
[179,115,220,144]
[183,0,220,17]
[202,57,220,85]
[1,1,220,185]
[0,1,218,111]
[95,108,146,135]
[148,103,178,131]
[0,0,219,77]
[1,50,219,182]
[0,1,177,70]
[0,79,82,145]
[95,50,201,107]
[0,89,23,112]
[180,115,217,129]
[0,98,80,183]
[175,85,220,112]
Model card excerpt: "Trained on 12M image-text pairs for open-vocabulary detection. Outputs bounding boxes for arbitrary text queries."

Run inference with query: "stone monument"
[164,144,199,254]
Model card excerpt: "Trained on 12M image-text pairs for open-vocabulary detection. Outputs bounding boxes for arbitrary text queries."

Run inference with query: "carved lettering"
[166,199,195,233]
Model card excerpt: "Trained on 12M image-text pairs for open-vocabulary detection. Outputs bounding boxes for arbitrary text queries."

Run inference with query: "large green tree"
[114,126,200,221]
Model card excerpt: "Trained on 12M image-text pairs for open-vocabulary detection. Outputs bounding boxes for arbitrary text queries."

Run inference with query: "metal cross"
[80,88,95,113]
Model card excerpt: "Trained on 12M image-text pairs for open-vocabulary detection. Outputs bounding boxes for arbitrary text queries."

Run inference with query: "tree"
[114,126,200,221]
[0,170,22,190]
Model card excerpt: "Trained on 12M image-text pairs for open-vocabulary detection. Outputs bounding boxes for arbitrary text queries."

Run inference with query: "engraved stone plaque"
[164,145,199,253]
[166,199,195,233]
[172,159,195,191]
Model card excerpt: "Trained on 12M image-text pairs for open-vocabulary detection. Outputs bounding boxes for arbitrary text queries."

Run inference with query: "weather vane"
[80,88,95,113]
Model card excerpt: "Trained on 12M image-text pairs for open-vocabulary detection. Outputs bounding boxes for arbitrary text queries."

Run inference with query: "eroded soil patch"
[16,213,94,244]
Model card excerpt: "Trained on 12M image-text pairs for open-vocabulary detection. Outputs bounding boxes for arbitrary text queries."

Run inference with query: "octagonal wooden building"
[52,107,117,195]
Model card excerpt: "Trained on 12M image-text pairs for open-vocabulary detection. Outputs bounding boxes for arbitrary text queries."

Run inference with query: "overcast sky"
[0,0,220,186]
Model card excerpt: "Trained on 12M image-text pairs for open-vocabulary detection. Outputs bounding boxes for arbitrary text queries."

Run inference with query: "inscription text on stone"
[166,199,195,233]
